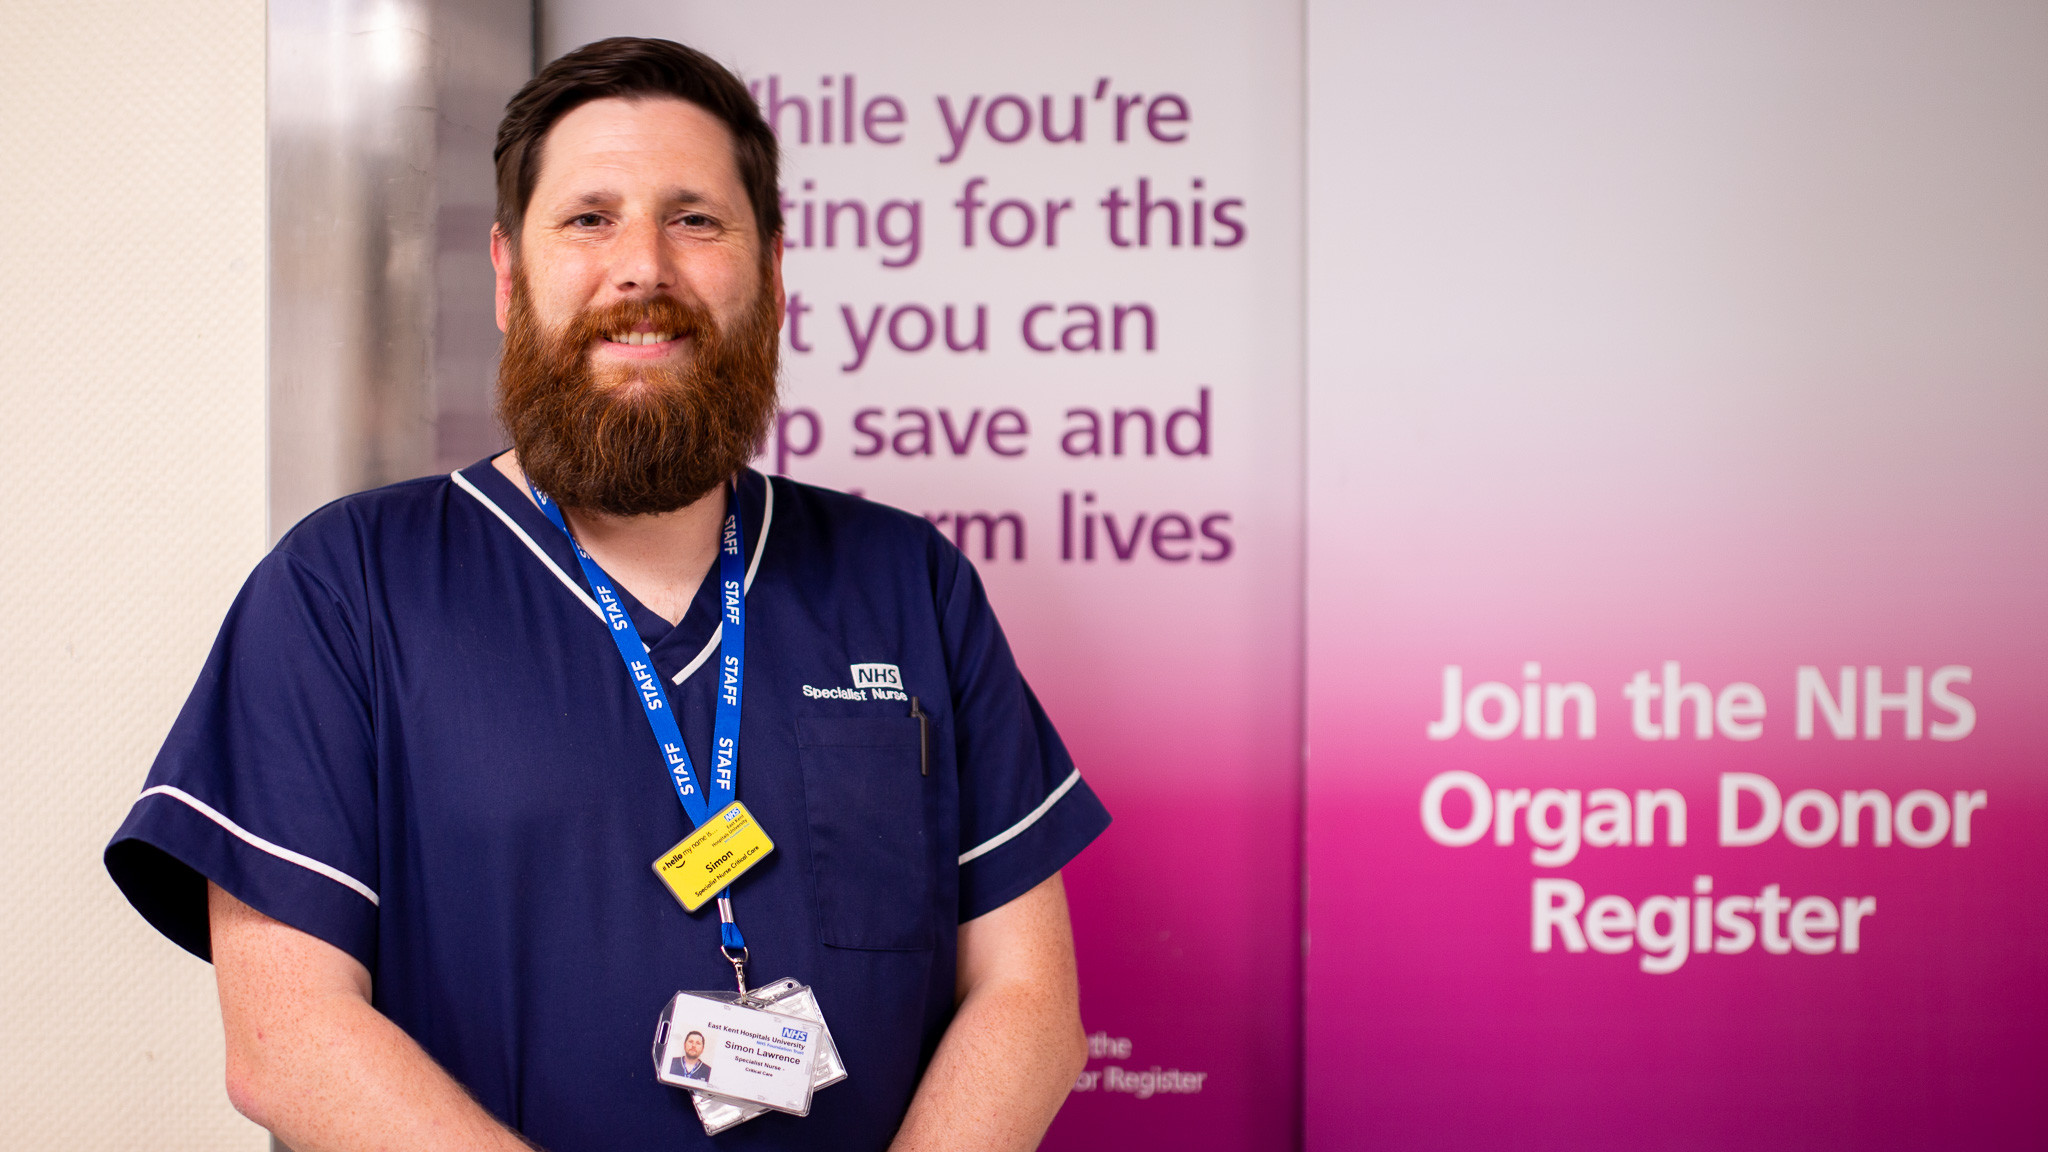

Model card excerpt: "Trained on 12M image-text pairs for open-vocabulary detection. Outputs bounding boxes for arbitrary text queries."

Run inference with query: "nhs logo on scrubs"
[850,663,903,691]
[803,664,906,702]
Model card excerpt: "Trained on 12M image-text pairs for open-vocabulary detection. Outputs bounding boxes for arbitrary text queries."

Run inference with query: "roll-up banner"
[541,1,2044,1147]
[1305,3,2048,1148]
[544,3,1306,1147]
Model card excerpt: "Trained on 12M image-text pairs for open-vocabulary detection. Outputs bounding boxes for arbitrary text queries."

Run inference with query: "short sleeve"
[105,547,380,968]
[936,546,1111,921]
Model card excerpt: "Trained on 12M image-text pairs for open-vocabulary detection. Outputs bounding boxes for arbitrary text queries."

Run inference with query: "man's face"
[495,95,781,386]
[683,1033,704,1060]
[491,95,786,516]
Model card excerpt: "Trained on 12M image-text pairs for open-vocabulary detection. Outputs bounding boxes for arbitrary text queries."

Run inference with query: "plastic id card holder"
[685,979,850,1135]
[654,990,822,1115]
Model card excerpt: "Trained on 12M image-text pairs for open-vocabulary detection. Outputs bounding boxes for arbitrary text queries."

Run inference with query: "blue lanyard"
[529,481,748,948]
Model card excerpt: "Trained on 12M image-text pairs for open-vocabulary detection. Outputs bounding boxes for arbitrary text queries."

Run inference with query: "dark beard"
[496,269,781,516]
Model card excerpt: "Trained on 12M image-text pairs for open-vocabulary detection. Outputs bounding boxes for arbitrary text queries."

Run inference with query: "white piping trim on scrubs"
[454,466,775,685]
[451,469,604,622]
[135,785,380,905]
[671,475,774,686]
[958,769,1083,865]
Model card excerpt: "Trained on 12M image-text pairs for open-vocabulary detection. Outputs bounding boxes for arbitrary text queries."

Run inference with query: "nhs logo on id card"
[850,663,902,690]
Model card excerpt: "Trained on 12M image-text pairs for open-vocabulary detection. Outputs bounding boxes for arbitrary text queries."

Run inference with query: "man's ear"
[768,237,786,328]
[490,224,515,333]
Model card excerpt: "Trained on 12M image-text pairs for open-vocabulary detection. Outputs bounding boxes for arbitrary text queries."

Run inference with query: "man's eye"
[570,213,606,227]
[678,213,713,228]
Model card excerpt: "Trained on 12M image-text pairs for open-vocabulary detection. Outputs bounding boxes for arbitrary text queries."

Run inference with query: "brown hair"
[494,37,782,249]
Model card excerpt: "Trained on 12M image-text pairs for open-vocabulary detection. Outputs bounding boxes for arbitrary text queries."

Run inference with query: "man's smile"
[606,330,674,346]
[595,328,689,359]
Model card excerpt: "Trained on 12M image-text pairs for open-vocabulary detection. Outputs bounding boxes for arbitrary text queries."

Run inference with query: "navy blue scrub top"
[106,458,1110,1152]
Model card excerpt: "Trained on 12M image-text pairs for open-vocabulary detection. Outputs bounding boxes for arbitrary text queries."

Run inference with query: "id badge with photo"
[685,979,850,1135]
[653,991,822,1115]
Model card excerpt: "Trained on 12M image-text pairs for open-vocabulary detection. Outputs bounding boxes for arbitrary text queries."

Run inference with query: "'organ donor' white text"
[1420,771,1984,866]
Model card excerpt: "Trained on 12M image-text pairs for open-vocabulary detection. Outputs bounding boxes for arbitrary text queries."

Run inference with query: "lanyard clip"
[909,696,930,776]
[722,944,749,998]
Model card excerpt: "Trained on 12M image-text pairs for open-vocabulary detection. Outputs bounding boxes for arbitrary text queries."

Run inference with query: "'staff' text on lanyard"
[529,481,771,949]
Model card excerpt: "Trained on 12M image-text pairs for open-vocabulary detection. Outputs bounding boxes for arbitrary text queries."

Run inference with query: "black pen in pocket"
[909,696,930,775]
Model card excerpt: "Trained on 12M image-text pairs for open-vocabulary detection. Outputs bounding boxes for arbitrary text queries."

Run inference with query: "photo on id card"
[655,992,820,1114]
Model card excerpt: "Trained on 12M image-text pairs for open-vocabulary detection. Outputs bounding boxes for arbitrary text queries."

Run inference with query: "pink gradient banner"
[1306,2,2048,1147]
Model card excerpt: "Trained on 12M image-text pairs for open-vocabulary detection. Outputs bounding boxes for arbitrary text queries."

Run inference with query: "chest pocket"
[796,716,934,950]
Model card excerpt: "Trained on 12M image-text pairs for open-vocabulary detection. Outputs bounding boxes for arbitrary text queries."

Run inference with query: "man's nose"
[612,216,675,294]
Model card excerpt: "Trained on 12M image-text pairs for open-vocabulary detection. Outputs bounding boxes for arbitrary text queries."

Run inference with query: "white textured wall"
[0,1,270,1147]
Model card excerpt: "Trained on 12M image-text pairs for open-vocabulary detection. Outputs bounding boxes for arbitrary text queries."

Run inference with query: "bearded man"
[106,37,1108,1152]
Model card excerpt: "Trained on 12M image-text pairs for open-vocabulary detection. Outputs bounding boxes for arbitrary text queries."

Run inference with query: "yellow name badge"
[652,801,776,913]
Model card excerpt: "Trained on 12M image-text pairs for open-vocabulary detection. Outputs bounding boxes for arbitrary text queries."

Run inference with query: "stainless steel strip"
[268,0,530,539]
